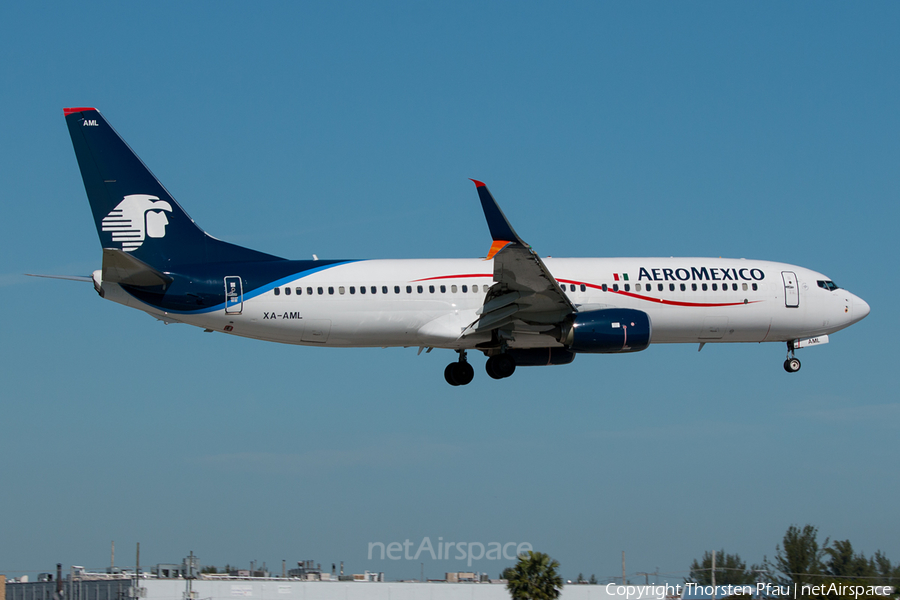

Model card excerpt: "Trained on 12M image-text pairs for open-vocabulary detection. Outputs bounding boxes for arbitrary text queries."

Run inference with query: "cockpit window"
[817,280,839,291]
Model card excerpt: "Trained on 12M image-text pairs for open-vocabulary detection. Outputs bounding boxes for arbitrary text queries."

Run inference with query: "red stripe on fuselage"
[413,273,492,282]
[411,274,760,308]
[556,278,760,308]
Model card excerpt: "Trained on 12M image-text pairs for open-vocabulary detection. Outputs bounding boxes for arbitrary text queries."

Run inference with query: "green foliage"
[686,526,900,600]
[767,525,828,588]
[589,574,598,585]
[200,566,218,574]
[872,551,900,590]
[688,550,760,585]
[505,551,564,600]
[825,540,874,579]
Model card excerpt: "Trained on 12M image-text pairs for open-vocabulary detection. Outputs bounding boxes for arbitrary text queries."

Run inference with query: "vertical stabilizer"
[64,108,280,268]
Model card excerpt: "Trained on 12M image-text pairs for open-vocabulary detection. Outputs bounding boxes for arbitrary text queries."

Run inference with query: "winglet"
[470,179,525,246]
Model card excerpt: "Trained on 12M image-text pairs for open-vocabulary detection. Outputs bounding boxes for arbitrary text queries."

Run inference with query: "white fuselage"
[101,257,870,350]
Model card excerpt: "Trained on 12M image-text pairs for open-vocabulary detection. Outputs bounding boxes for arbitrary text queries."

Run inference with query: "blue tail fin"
[64,108,281,269]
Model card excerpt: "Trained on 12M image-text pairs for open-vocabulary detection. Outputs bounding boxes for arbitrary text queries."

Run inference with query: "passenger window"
[383,286,388,294]
[440,285,446,293]
[473,285,479,293]
[580,284,586,292]
[742,283,748,291]
[429,285,435,293]
[371,286,377,294]
[349,286,355,294]
[712,283,718,291]
[691,283,697,291]
[602,284,608,292]
[296,287,303,295]
[680,283,685,291]
[624,284,630,291]
[732,283,738,291]
[394,286,400,294]
[285,287,291,295]
[462,285,468,293]
[451,285,458,293]
[317,287,323,295]
[658,283,664,291]
[328,287,334,295]
[274,288,280,296]
[669,283,675,291]
[407,286,413,293]
[636,283,641,292]
[613,284,619,292]
[339,286,345,295]
[752,283,758,291]
[360,286,366,294]
[307,287,313,295]
[417,285,423,293]
[702,283,708,291]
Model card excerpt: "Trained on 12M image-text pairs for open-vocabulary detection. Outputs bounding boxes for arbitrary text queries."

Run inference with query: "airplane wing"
[462,180,575,336]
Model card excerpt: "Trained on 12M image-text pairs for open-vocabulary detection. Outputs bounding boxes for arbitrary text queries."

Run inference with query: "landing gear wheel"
[486,354,516,379]
[783,358,801,373]
[455,361,474,385]
[444,359,475,386]
[444,363,461,386]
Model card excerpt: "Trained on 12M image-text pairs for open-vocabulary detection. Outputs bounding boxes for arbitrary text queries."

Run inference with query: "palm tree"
[505,551,564,600]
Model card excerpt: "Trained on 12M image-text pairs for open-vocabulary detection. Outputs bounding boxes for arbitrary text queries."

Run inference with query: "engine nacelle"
[560,308,652,353]
[507,348,576,367]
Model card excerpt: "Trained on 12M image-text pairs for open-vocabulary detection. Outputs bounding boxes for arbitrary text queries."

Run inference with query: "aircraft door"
[782,271,799,308]
[225,276,243,314]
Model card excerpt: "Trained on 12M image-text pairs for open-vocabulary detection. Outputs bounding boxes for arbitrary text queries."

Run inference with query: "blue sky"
[1,1,898,584]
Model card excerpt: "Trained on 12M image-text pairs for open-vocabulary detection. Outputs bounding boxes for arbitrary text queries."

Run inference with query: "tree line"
[687,525,899,598]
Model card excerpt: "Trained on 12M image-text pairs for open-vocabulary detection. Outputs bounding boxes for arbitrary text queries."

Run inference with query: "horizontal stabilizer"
[102,248,174,288]
[25,273,92,282]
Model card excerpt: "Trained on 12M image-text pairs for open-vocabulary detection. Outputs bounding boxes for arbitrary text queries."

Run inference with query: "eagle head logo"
[101,194,173,251]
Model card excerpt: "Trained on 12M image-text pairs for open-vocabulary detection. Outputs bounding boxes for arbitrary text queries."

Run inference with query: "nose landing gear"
[784,342,801,373]
[444,350,475,386]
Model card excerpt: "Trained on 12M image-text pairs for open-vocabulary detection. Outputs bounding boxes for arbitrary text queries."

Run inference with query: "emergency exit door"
[225,276,243,314]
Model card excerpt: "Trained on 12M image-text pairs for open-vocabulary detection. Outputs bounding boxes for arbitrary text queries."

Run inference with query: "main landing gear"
[444,351,518,385]
[444,350,475,386]
[485,353,516,380]
[784,341,801,373]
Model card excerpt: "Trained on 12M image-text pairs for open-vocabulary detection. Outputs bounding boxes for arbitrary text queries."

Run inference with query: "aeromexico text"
[637,267,765,282]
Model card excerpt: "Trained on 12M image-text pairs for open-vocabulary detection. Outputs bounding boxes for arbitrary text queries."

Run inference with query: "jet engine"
[559,308,652,353]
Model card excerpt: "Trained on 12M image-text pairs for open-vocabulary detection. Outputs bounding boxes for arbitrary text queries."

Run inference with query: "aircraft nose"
[853,295,870,322]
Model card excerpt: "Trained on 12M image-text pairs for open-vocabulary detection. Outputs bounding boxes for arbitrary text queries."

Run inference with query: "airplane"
[51,107,870,386]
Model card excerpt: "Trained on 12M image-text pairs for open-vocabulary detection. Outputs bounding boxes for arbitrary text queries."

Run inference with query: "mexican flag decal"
[613,273,629,281]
